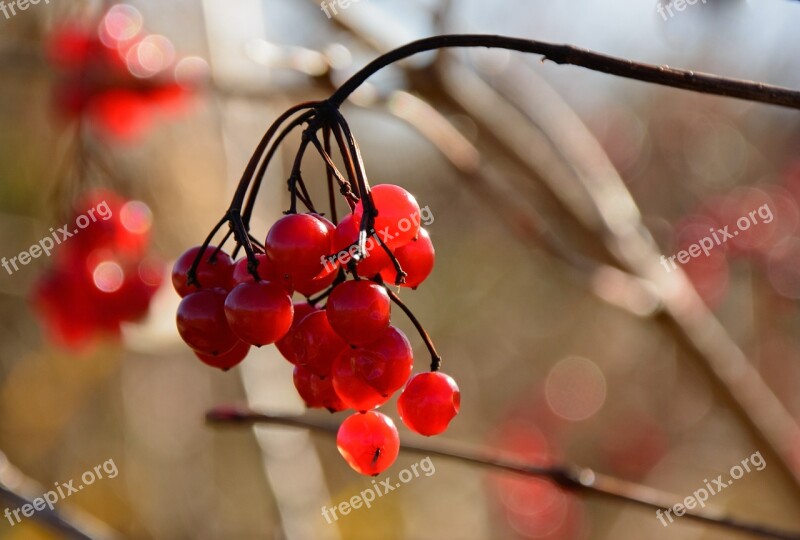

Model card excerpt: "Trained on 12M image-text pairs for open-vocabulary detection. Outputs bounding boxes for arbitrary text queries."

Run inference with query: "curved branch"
[329,34,800,110]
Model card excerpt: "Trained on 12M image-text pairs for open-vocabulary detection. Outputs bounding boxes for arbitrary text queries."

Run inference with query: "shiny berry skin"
[275,302,319,364]
[398,372,460,436]
[293,264,339,297]
[265,214,331,282]
[326,280,391,345]
[232,254,273,284]
[291,311,347,376]
[223,282,293,346]
[337,411,400,476]
[293,365,347,412]
[331,350,392,412]
[195,340,250,371]
[332,213,391,277]
[176,288,238,356]
[354,184,421,250]
[380,227,435,288]
[172,246,234,297]
[358,326,414,395]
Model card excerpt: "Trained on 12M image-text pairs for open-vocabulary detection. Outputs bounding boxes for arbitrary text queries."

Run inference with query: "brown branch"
[206,406,800,540]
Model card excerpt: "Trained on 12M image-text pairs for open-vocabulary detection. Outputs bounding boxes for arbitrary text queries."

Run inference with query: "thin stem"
[242,109,316,228]
[323,124,338,224]
[206,407,800,540]
[329,34,800,110]
[377,276,441,371]
[307,131,358,206]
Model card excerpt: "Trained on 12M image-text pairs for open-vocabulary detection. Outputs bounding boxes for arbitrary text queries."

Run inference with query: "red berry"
[398,372,460,436]
[331,349,392,412]
[176,288,238,356]
[292,311,347,376]
[293,265,338,297]
[332,213,391,277]
[223,282,293,346]
[265,214,331,282]
[337,411,400,476]
[275,302,319,364]
[172,246,234,297]
[358,326,414,395]
[231,254,273,284]
[380,227,434,288]
[293,365,347,412]
[326,280,391,345]
[195,340,250,370]
[354,184,420,250]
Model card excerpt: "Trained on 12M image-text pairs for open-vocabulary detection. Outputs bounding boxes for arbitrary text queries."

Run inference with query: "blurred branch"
[207,406,800,540]
[0,452,121,540]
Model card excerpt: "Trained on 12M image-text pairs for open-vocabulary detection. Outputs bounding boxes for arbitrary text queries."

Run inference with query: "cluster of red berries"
[32,190,162,350]
[46,4,198,140]
[174,184,459,475]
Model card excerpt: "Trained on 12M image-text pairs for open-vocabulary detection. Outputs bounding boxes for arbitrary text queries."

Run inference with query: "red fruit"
[293,365,347,412]
[176,288,238,356]
[223,282,293,346]
[171,246,234,297]
[291,311,347,376]
[195,340,250,370]
[331,350,392,412]
[231,254,279,285]
[398,372,460,436]
[333,213,391,277]
[358,326,414,395]
[88,89,153,140]
[380,228,434,288]
[265,214,331,282]
[293,265,338,297]
[275,302,319,364]
[354,184,421,250]
[337,411,400,476]
[326,280,391,345]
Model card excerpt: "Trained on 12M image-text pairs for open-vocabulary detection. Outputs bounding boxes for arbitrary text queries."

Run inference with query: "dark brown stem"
[206,407,800,540]
[329,34,800,110]
[377,276,441,371]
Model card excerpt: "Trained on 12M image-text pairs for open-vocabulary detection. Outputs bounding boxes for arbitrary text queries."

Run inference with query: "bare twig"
[207,407,800,540]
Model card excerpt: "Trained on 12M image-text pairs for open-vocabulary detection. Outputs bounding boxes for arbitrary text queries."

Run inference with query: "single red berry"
[293,365,347,412]
[176,288,238,356]
[223,282,293,346]
[265,213,331,282]
[275,302,319,364]
[337,411,400,476]
[380,227,434,288]
[354,184,421,250]
[332,213,391,277]
[331,349,392,412]
[398,372,460,436]
[292,311,347,376]
[232,254,272,283]
[293,264,339,297]
[358,326,414,395]
[172,246,234,297]
[326,280,391,345]
[195,340,250,370]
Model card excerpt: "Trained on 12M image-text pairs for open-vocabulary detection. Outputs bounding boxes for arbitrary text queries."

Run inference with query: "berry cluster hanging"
[173,101,460,475]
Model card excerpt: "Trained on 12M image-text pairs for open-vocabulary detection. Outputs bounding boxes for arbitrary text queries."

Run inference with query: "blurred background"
[1,0,800,538]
